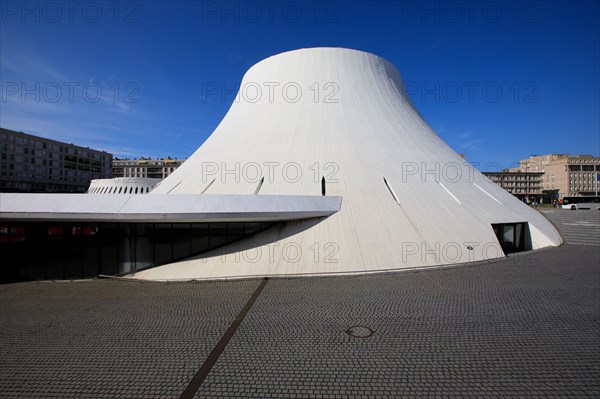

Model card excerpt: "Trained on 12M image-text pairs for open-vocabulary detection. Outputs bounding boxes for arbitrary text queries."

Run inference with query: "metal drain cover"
[345,325,375,338]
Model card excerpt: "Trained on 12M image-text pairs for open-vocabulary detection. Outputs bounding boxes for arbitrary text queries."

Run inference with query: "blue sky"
[1,0,598,170]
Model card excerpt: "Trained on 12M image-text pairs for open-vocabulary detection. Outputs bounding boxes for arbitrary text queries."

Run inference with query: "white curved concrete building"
[133,47,562,280]
[88,177,161,195]
[0,47,562,282]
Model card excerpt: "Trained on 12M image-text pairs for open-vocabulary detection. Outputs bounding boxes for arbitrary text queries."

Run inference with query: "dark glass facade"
[0,221,274,283]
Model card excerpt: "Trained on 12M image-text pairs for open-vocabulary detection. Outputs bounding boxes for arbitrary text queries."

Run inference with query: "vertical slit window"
[437,180,462,205]
[200,178,215,194]
[383,177,400,205]
[254,177,264,195]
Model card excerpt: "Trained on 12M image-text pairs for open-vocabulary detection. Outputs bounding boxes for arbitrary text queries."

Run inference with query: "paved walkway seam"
[179,277,269,399]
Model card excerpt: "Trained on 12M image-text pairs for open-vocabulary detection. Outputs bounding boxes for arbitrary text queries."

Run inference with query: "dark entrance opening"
[0,221,276,283]
[491,222,530,254]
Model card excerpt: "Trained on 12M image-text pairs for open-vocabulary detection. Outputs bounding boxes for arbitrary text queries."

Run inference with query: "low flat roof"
[0,193,342,223]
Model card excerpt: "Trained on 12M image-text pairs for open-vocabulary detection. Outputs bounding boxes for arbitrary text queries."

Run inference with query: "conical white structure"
[136,47,561,280]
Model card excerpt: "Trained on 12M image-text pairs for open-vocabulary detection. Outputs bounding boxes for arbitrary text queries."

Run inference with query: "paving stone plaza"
[1,210,599,398]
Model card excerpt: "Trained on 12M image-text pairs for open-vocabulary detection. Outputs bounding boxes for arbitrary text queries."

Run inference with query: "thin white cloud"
[1,36,69,82]
[460,138,486,150]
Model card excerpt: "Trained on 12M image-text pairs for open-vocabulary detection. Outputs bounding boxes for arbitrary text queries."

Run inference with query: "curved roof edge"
[0,193,342,223]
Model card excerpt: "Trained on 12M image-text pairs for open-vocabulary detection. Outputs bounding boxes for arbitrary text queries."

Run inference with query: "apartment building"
[0,128,112,193]
[483,171,544,201]
[112,158,185,179]
[542,156,600,196]
[519,154,569,173]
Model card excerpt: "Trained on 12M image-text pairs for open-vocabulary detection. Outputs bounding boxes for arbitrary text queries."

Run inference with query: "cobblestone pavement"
[0,280,258,398]
[541,208,600,246]
[1,245,599,398]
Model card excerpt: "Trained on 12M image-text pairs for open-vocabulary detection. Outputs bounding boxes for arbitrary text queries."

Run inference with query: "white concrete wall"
[135,47,562,280]
[88,177,161,195]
